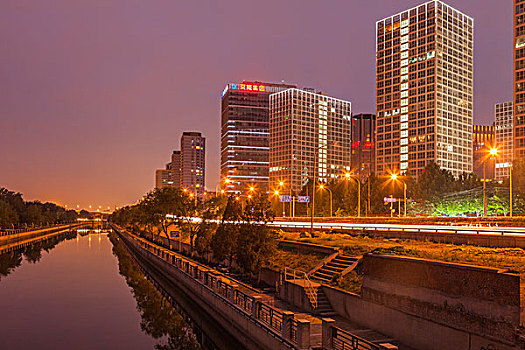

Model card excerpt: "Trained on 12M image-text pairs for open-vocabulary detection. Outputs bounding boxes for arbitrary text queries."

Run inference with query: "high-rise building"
[170,150,181,187]
[269,88,352,193]
[375,1,473,177]
[473,124,494,180]
[495,102,514,180]
[220,81,296,195]
[351,114,376,178]
[514,0,525,159]
[180,132,206,196]
[155,166,171,189]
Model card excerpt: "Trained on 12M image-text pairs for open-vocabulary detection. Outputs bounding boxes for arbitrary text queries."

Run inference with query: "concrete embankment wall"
[116,229,296,350]
[0,223,87,253]
[321,254,523,350]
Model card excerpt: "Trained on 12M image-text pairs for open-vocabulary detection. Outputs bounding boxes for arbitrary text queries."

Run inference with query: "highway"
[269,220,525,237]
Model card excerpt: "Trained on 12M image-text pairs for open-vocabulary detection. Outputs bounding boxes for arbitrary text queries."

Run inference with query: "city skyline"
[1,0,513,208]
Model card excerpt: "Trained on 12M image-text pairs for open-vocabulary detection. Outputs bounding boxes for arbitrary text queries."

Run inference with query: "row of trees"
[110,188,277,275]
[285,161,525,217]
[0,188,79,229]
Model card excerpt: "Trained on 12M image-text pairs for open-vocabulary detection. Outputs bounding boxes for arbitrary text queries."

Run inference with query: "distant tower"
[155,166,171,189]
[351,114,376,178]
[170,150,181,187]
[180,132,206,196]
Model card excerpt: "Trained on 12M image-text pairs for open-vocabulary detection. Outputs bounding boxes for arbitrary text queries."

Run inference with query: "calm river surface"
[0,230,200,350]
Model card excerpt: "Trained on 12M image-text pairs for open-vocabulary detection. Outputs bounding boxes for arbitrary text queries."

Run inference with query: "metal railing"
[233,289,253,313]
[284,267,318,310]
[256,302,283,333]
[119,227,298,348]
[288,318,298,343]
[331,326,386,350]
[0,222,79,237]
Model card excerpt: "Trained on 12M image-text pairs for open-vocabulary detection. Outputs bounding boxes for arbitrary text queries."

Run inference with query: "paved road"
[269,220,525,237]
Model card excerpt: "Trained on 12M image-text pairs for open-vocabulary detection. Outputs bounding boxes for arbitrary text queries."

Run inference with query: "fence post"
[296,319,310,350]
[322,318,335,350]
[230,285,238,304]
[281,311,294,340]
[251,296,262,318]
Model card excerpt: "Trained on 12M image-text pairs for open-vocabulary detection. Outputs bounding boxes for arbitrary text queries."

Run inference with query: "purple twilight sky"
[0,0,513,209]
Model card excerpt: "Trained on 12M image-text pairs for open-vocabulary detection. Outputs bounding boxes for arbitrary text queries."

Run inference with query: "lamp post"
[390,173,407,217]
[483,148,497,217]
[510,161,513,217]
[319,184,333,217]
[345,173,361,217]
[273,190,283,216]
[277,181,286,217]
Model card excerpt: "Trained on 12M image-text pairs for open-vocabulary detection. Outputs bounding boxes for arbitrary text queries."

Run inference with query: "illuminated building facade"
[351,114,376,178]
[269,88,352,193]
[375,1,473,177]
[495,102,513,180]
[473,124,494,180]
[514,0,525,159]
[180,132,205,196]
[220,81,296,195]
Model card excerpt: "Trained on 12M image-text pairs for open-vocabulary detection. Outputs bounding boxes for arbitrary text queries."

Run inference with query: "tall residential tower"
[375,1,473,177]
[514,0,525,160]
[180,132,206,196]
[269,88,352,193]
[220,81,296,195]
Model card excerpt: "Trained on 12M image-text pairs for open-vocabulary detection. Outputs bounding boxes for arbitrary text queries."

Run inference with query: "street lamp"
[390,173,407,217]
[277,181,287,217]
[345,172,361,217]
[483,148,498,217]
[319,184,333,217]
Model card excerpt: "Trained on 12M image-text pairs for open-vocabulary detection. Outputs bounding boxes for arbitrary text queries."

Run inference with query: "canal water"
[0,230,201,350]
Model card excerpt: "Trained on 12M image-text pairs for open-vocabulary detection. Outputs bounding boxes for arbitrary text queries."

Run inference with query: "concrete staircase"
[315,287,337,317]
[311,255,360,283]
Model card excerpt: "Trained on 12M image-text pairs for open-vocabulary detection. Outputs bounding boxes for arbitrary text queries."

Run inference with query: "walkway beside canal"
[113,225,390,350]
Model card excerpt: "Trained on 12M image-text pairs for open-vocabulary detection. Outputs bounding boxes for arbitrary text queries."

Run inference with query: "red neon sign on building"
[232,83,265,92]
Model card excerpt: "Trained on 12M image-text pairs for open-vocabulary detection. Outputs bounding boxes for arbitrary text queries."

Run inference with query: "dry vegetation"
[264,247,326,273]
[280,230,525,297]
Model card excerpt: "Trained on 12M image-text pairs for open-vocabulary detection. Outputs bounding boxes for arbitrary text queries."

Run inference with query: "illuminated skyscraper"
[220,81,295,195]
[495,102,513,180]
[269,88,352,193]
[180,132,205,196]
[375,1,473,177]
[514,0,525,159]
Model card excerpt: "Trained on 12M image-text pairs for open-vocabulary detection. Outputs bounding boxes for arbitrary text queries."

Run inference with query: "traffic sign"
[297,196,310,203]
[170,230,180,238]
[279,195,292,203]
[383,197,397,203]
